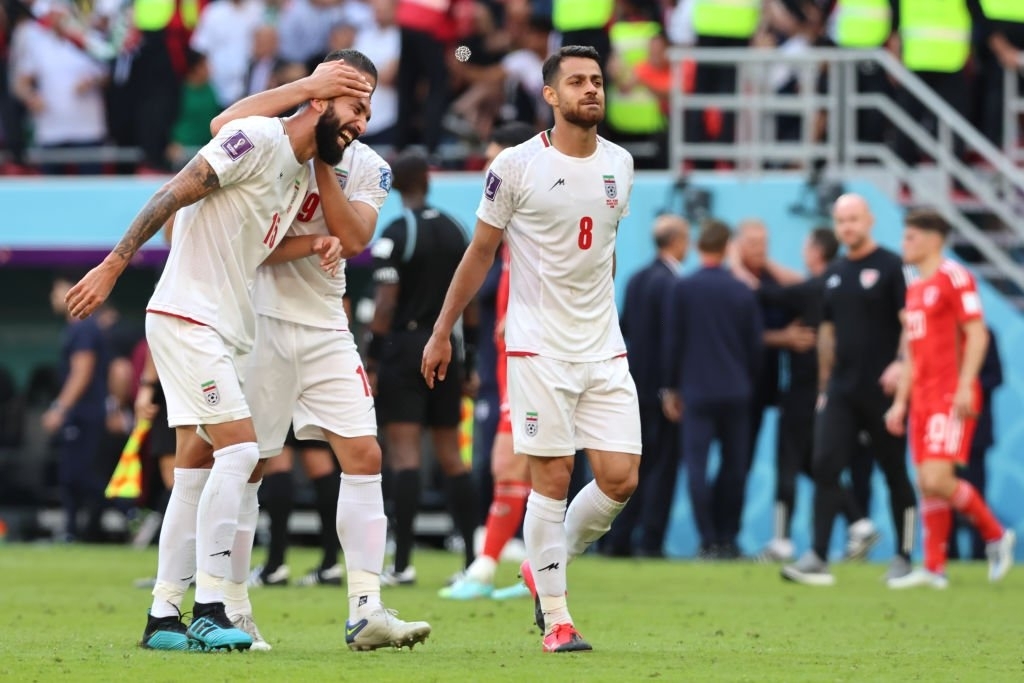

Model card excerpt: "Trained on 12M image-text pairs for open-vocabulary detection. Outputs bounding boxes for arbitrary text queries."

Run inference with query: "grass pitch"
[1,544,1021,682]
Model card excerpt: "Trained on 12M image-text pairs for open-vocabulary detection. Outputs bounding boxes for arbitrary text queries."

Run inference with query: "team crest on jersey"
[379,167,392,192]
[924,286,940,307]
[603,175,618,208]
[336,169,349,190]
[221,131,254,161]
[524,411,538,437]
[826,274,840,288]
[201,380,220,406]
[860,269,879,289]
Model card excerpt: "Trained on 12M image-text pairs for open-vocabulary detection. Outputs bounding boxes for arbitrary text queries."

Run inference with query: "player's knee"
[598,468,638,503]
[340,436,382,475]
[918,468,953,498]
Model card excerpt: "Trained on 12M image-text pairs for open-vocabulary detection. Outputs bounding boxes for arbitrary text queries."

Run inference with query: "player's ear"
[542,84,558,107]
[310,98,329,114]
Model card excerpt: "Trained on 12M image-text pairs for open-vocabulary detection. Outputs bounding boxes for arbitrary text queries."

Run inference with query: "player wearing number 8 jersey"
[205,51,431,651]
[422,45,641,653]
[885,208,1014,589]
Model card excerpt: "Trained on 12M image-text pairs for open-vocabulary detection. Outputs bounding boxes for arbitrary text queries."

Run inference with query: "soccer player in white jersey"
[65,58,375,652]
[422,45,641,653]
[204,51,431,651]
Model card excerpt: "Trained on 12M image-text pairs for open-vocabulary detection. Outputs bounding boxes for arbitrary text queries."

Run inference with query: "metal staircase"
[666,47,1024,307]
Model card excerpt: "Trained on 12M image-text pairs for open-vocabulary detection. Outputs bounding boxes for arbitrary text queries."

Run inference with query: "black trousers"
[604,401,680,555]
[395,28,449,153]
[685,35,748,169]
[683,399,751,548]
[895,69,969,165]
[811,389,916,560]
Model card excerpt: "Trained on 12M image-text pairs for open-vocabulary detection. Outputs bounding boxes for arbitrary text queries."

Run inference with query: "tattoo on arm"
[112,156,221,263]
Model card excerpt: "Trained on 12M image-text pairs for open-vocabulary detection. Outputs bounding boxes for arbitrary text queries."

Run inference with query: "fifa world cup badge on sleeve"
[484,170,502,201]
[525,411,539,437]
[202,380,220,406]
[221,131,254,161]
[603,175,618,209]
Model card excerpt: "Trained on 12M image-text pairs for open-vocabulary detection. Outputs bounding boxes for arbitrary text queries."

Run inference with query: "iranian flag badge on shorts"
[202,380,220,406]
[525,411,538,437]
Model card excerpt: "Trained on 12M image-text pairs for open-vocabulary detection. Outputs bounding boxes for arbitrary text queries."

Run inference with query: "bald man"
[603,214,689,558]
[782,194,918,587]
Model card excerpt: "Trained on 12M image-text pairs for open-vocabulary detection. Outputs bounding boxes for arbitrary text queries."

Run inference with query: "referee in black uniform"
[366,150,478,585]
[783,194,917,586]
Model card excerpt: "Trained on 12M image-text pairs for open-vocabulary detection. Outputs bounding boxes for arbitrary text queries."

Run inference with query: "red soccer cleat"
[542,623,592,653]
[519,559,544,631]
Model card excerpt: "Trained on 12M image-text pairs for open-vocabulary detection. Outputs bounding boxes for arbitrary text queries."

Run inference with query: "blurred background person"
[166,48,221,169]
[244,24,284,98]
[354,0,400,147]
[189,0,266,109]
[662,220,762,560]
[603,213,688,559]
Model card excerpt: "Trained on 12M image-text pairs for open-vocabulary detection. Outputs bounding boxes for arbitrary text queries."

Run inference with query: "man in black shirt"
[783,194,917,586]
[756,227,876,562]
[367,151,478,585]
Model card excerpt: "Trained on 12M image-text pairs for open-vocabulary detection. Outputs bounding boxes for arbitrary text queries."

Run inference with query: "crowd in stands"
[1,0,1022,176]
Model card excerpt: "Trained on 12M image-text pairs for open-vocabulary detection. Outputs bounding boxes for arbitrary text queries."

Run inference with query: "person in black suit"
[661,220,762,559]
[949,326,1004,560]
[245,25,287,97]
[603,214,689,558]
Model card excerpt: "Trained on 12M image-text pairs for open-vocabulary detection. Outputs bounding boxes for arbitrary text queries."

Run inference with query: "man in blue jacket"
[604,213,689,558]
[661,220,762,559]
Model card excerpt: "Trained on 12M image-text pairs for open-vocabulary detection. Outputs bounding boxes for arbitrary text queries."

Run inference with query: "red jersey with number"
[905,259,983,408]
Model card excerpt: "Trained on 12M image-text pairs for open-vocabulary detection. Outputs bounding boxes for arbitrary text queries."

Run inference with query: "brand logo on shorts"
[201,380,220,406]
[603,174,618,208]
[524,411,538,437]
[860,268,879,289]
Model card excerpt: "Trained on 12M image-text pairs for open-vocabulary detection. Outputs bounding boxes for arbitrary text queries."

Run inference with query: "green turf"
[1,545,1021,682]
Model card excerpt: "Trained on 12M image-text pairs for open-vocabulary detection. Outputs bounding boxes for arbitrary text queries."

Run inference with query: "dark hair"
[391,150,429,195]
[527,14,554,33]
[697,219,731,254]
[809,226,839,262]
[490,121,535,149]
[322,49,378,84]
[904,207,951,238]
[542,45,602,86]
[185,47,207,73]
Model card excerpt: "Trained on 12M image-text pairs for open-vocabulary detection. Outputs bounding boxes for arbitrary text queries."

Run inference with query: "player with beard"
[199,49,431,651]
[65,56,373,652]
[422,46,641,652]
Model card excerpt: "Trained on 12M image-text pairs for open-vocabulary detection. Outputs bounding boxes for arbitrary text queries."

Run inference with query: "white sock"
[465,555,498,584]
[150,468,209,619]
[224,480,261,618]
[194,442,259,605]
[523,490,571,628]
[337,474,385,617]
[564,480,627,561]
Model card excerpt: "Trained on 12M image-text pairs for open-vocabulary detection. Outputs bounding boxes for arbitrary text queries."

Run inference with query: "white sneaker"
[345,607,431,651]
[757,538,795,562]
[887,567,949,590]
[248,564,290,588]
[781,550,835,586]
[380,565,416,586]
[986,529,1015,582]
[229,613,272,651]
[845,518,881,560]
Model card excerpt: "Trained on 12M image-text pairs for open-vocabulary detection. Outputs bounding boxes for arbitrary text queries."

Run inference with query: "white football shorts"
[246,315,377,457]
[507,354,642,457]
[146,312,251,428]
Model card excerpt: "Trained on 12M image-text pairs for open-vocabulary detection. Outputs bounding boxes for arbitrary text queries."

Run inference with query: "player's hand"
[952,383,977,419]
[312,236,343,276]
[41,405,65,434]
[878,360,903,396]
[661,389,683,423]
[304,60,374,101]
[134,384,159,422]
[421,332,452,389]
[884,401,907,437]
[783,322,816,353]
[65,262,119,319]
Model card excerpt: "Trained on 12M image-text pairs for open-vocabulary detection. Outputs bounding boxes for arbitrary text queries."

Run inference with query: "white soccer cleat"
[987,529,1015,583]
[345,607,431,651]
[380,565,417,586]
[230,613,272,651]
[887,568,949,590]
[781,550,836,586]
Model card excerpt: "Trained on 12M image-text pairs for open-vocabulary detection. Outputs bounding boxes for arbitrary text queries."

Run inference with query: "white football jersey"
[148,116,310,353]
[253,140,391,330]
[476,131,633,362]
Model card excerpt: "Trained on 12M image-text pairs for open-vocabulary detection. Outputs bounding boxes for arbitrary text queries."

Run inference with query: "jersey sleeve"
[475,148,521,230]
[947,269,984,324]
[371,220,407,286]
[198,118,276,189]
[345,151,391,214]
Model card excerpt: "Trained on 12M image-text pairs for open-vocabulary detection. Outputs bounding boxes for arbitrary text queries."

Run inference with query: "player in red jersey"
[885,208,1015,588]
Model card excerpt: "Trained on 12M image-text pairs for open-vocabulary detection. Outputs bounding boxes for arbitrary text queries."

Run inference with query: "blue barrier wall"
[2,173,1021,560]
